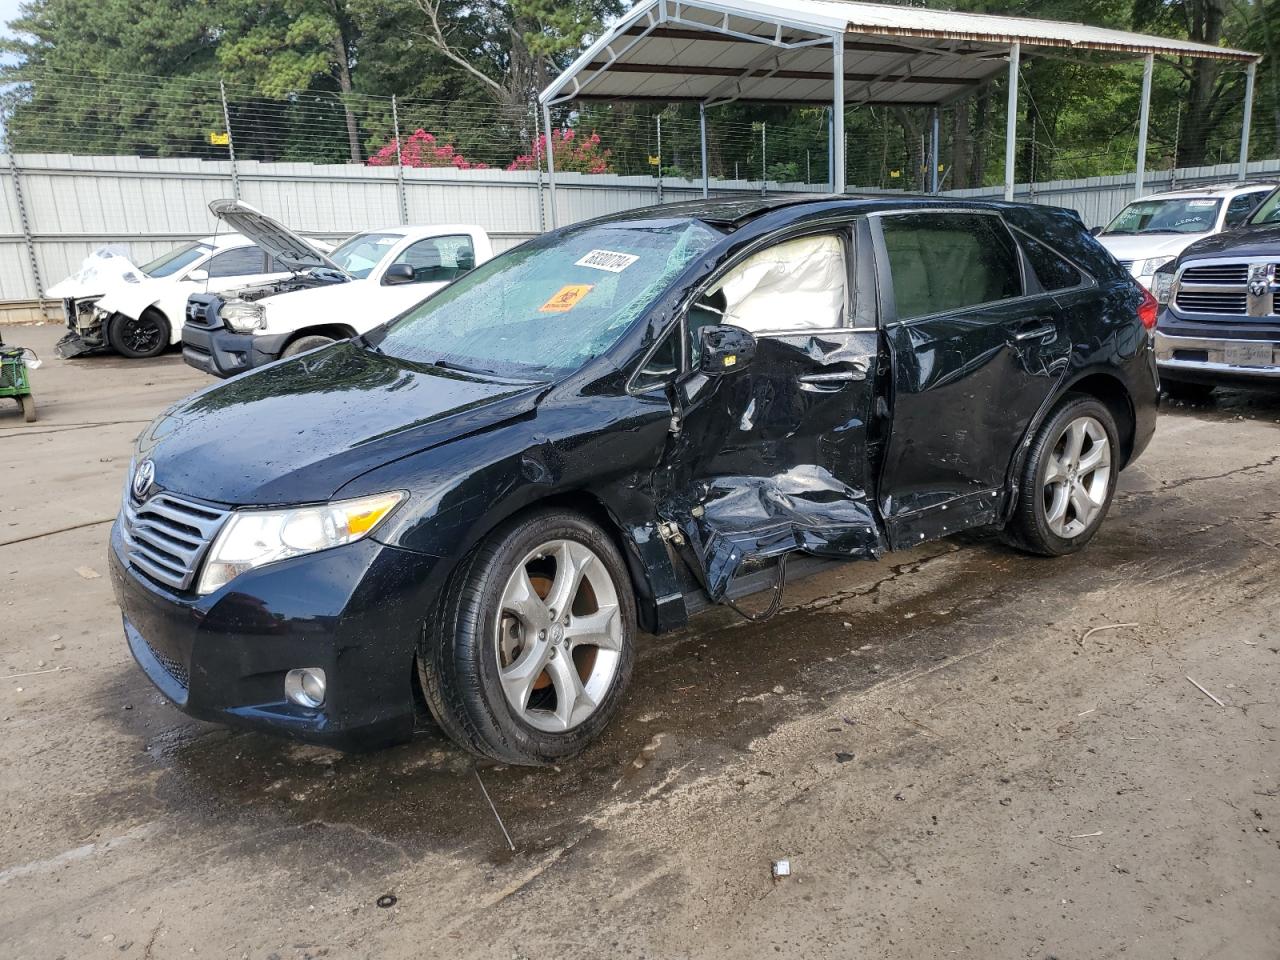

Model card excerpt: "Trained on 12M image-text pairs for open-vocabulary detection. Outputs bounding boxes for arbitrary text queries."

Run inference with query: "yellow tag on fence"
[539,284,594,313]
[209,131,230,146]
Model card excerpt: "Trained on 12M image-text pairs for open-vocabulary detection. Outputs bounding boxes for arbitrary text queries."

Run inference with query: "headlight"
[196,491,405,595]
[1152,269,1176,306]
[219,300,266,333]
[1136,256,1175,277]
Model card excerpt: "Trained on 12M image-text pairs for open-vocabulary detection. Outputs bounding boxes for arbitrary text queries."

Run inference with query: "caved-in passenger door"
[872,210,1072,548]
[653,224,887,601]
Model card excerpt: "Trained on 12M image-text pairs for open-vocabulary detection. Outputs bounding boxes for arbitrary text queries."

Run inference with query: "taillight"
[1137,285,1158,330]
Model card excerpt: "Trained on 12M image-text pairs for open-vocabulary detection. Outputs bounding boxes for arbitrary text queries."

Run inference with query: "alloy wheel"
[120,316,163,355]
[495,538,623,733]
[1041,415,1111,539]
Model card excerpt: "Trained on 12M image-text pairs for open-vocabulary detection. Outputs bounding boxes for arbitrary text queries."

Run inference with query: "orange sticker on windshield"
[539,284,594,313]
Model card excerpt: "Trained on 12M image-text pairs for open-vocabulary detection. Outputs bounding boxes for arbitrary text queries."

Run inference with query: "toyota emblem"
[132,459,155,499]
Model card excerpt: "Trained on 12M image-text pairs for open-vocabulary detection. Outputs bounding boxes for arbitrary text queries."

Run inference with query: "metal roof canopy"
[537,0,1262,225]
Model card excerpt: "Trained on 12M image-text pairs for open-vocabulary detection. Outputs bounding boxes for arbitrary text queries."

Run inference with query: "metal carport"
[538,0,1261,225]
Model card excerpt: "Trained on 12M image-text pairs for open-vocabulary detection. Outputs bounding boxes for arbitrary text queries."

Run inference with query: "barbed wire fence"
[3,65,1276,199]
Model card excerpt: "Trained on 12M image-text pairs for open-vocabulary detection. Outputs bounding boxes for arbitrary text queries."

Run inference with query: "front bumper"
[1154,329,1280,386]
[182,323,291,378]
[109,519,443,750]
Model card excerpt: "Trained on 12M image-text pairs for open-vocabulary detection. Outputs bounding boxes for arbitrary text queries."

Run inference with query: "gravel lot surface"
[2,322,1277,959]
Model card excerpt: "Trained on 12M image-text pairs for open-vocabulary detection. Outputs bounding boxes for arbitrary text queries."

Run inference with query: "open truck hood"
[209,199,349,277]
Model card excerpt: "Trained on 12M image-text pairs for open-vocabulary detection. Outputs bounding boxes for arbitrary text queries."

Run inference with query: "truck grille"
[120,491,228,591]
[1174,291,1249,315]
[1173,257,1276,319]
[1182,263,1249,284]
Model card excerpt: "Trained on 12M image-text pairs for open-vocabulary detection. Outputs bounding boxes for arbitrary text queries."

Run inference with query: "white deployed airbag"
[711,234,845,333]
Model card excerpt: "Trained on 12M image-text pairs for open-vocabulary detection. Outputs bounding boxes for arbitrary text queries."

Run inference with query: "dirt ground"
[1,321,1278,960]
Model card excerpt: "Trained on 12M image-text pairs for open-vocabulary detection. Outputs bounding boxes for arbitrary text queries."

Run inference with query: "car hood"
[46,251,146,299]
[210,199,349,276]
[1174,222,1280,261]
[1096,233,1204,263]
[138,341,544,505]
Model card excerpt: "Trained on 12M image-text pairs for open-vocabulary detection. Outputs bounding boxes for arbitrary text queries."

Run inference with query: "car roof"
[1135,182,1277,202]
[579,193,1054,230]
[351,225,484,240]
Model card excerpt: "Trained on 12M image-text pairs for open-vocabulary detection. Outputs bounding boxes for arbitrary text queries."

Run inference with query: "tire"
[107,309,169,359]
[1004,394,1120,557]
[1162,379,1215,403]
[281,335,337,358]
[20,394,35,423]
[418,508,637,765]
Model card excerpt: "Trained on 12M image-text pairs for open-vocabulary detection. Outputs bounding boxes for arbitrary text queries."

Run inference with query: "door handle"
[1012,319,1056,342]
[797,368,867,392]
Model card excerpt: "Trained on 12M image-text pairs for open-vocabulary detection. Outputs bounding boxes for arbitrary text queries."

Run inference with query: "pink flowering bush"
[508,128,613,174]
[367,129,489,170]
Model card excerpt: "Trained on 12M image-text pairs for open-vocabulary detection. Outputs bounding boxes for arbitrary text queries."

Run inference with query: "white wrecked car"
[182,200,493,378]
[50,233,335,359]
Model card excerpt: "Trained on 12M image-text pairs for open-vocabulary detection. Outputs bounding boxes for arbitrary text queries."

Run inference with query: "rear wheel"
[1005,395,1120,557]
[418,509,636,765]
[282,334,337,358]
[1162,379,1215,403]
[108,309,169,359]
[19,394,35,423]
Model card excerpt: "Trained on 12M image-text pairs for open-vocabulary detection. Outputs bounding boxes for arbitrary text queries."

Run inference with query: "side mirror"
[1089,226,1103,237]
[187,268,209,282]
[698,324,756,374]
[383,263,415,285]
[456,252,476,273]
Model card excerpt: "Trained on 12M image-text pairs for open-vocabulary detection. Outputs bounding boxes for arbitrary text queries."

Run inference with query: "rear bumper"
[182,323,290,378]
[109,518,443,750]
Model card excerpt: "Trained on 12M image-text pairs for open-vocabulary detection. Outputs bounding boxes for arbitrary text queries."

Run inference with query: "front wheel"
[419,509,636,765]
[1004,395,1120,557]
[281,334,337,358]
[108,309,169,359]
[19,394,35,423]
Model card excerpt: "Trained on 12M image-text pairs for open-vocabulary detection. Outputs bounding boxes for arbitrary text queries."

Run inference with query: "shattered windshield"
[141,242,213,278]
[329,232,402,278]
[1102,198,1222,236]
[368,219,722,379]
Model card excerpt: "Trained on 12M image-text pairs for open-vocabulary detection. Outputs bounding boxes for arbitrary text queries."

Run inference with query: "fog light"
[285,667,326,708]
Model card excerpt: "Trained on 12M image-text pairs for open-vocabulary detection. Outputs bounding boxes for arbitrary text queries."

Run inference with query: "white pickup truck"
[182,200,493,378]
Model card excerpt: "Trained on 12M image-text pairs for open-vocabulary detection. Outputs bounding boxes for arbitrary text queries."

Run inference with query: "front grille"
[185,295,222,330]
[120,491,229,591]
[143,636,190,689]
[1182,263,1249,284]
[1174,291,1249,315]
[1118,260,1134,271]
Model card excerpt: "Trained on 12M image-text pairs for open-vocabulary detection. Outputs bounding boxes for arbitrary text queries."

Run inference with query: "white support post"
[542,101,558,228]
[1004,42,1020,202]
[1239,61,1257,182]
[928,106,940,193]
[699,102,709,198]
[656,115,663,203]
[832,37,846,194]
[1135,53,1153,199]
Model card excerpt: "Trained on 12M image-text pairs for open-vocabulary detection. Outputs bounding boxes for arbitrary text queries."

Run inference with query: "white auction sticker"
[575,249,640,273]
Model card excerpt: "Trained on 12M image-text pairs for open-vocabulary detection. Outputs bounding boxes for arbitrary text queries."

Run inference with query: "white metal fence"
[3,152,1279,307]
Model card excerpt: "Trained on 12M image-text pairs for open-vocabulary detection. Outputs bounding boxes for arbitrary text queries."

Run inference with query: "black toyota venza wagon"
[111,195,1158,764]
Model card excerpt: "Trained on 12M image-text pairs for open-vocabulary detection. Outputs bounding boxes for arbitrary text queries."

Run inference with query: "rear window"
[880,213,1022,320]
[1018,234,1083,291]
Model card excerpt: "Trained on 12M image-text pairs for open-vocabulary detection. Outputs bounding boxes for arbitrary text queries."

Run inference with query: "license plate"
[1224,341,1274,367]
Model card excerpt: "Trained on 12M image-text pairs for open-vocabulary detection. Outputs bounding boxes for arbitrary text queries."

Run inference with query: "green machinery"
[0,330,37,423]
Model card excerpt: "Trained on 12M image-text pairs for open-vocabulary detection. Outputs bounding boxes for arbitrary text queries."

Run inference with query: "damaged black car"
[110,195,1158,764]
